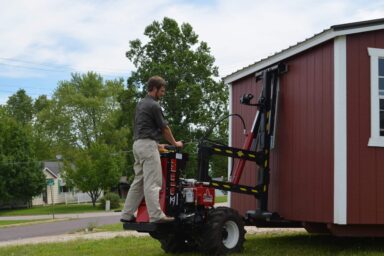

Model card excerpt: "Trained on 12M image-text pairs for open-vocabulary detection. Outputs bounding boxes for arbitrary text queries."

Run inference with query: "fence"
[63,191,103,204]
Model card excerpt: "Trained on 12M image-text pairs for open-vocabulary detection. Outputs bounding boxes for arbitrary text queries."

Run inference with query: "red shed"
[224,18,384,236]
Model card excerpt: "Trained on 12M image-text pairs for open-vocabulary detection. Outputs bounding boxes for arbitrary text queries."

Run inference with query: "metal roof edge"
[332,18,384,31]
[224,21,384,84]
[43,167,58,178]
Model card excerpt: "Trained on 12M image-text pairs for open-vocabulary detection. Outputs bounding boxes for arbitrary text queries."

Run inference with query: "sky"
[0,0,383,105]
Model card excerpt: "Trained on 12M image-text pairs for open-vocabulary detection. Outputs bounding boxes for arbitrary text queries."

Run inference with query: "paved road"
[0,211,120,221]
[0,215,121,242]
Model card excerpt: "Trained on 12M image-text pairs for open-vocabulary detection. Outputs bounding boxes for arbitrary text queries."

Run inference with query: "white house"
[32,161,103,205]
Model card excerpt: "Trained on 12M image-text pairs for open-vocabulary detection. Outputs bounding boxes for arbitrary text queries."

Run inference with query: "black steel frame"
[197,63,287,215]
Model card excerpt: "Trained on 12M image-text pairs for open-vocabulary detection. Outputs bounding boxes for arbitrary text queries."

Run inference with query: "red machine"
[124,64,299,255]
[136,149,215,223]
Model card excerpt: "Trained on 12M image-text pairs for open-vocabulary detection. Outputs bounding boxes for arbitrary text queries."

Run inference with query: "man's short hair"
[147,76,166,92]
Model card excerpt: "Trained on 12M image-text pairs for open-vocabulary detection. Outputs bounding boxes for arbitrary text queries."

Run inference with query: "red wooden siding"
[347,30,384,224]
[231,41,334,223]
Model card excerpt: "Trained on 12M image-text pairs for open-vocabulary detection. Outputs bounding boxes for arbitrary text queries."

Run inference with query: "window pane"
[381,110,384,133]
[380,58,384,76]
[380,78,384,91]
[381,99,384,110]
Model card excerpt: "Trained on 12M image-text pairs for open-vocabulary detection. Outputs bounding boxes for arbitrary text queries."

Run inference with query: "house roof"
[223,18,384,84]
[43,161,64,178]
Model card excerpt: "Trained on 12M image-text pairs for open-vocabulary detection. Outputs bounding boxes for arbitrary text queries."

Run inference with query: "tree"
[126,17,228,177]
[63,143,122,206]
[51,72,126,149]
[0,111,45,206]
[31,95,57,161]
[5,89,33,125]
[40,72,129,205]
[117,83,139,178]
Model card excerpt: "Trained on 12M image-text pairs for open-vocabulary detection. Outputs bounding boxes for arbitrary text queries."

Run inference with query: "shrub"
[99,193,120,209]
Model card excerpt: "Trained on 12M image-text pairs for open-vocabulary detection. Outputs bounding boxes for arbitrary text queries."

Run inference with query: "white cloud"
[0,0,383,82]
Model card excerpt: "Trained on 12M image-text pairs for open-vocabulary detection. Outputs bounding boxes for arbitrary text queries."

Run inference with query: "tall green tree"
[117,83,139,178]
[32,95,56,161]
[41,72,129,205]
[63,143,122,206]
[5,89,33,125]
[52,72,126,149]
[0,111,45,206]
[125,17,228,177]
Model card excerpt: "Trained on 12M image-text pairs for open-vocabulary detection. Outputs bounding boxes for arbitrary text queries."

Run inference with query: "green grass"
[245,232,384,255]
[215,195,227,203]
[0,204,104,216]
[0,236,162,256]
[2,231,384,255]
[96,223,123,232]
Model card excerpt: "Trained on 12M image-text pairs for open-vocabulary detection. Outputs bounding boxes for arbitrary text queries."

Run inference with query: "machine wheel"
[155,232,197,253]
[198,207,246,255]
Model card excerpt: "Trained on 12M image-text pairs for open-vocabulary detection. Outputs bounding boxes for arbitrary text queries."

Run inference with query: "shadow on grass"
[243,232,384,256]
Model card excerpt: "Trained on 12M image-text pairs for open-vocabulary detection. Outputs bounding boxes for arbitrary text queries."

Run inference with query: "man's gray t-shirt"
[133,95,168,142]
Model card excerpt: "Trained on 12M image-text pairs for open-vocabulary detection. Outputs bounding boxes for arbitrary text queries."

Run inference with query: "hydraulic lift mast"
[197,63,287,218]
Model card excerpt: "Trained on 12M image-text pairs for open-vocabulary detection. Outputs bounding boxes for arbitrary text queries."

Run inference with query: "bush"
[99,193,120,209]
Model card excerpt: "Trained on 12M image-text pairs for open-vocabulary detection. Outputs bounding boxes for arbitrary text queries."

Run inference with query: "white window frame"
[368,48,384,147]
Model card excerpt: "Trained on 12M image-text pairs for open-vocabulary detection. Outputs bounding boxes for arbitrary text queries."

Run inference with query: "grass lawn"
[2,231,384,255]
[0,204,106,216]
[95,223,123,232]
[215,195,227,203]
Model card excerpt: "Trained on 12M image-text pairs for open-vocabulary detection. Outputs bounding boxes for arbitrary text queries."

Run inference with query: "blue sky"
[0,0,383,104]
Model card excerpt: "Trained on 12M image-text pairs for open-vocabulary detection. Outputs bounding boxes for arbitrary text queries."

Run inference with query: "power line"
[0,150,134,166]
[0,57,130,75]
[0,83,53,89]
[0,88,53,97]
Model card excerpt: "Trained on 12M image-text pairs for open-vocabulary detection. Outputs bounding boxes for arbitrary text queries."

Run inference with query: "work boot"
[120,214,136,223]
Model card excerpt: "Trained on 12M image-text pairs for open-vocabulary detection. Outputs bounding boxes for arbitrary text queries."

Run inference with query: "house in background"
[224,18,384,236]
[32,161,102,205]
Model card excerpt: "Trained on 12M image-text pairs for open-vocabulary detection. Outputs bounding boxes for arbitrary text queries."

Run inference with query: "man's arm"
[162,126,183,148]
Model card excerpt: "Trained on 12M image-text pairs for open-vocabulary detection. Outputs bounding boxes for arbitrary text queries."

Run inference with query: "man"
[121,76,183,223]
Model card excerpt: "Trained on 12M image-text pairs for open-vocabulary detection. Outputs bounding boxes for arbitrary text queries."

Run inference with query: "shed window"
[368,48,384,146]
[381,98,384,136]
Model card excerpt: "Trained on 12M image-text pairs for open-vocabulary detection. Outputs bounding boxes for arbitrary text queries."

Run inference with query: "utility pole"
[47,178,55,219]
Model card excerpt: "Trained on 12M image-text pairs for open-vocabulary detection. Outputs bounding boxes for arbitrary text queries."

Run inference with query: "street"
[0,214,121,242]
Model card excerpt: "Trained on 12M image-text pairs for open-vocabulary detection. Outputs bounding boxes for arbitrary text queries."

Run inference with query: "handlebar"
[164,145,177,150]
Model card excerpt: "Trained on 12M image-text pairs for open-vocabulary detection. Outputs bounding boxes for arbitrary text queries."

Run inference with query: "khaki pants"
[121,139,165,222]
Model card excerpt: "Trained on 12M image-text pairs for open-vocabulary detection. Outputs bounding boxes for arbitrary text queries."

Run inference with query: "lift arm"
[197,63,287,211]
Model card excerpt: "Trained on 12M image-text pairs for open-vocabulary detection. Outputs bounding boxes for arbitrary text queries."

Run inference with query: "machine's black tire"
[198,207,246,255]
[149,231,167,240]
[156,232,197,253]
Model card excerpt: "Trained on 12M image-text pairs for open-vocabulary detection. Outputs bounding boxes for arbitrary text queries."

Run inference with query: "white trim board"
[333,36,347,225]
[43,167,58,178]
[367,48,384,147]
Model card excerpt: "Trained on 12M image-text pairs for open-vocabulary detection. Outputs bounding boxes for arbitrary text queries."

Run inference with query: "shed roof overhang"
[224,18,384,84]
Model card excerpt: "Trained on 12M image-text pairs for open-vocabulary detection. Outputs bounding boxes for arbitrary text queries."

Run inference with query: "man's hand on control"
[158,144,167,152]
[174,141,183,148]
